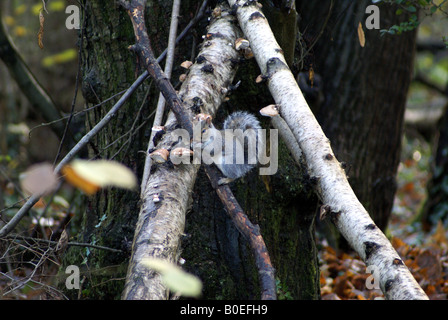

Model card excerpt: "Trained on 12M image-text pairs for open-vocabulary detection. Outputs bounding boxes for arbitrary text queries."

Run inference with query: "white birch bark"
[227,0,428,300]
[122,5,241,299]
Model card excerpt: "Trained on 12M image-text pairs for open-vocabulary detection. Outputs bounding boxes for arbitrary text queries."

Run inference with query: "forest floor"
[319,135,448,300]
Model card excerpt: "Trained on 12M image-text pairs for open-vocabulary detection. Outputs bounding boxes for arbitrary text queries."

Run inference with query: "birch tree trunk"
[122,4,242,299]
[227,0,428,300]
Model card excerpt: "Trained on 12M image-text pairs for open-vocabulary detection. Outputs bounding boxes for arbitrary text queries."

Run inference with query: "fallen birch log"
[228,0,428,300]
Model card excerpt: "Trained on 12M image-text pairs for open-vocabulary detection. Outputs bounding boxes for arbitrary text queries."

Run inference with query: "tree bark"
[61,0,156,299]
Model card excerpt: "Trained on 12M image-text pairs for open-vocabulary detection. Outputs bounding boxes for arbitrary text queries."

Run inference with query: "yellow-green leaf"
[142,258,202,298]
[31,4,43,15]
[4,16,15,26]
[14,4,27,16]
[42,49,77,67]
[48,1,66,12]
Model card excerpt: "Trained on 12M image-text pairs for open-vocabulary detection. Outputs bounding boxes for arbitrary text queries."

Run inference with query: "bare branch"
[2,234,123,253]
[0,71,148,238]
[141,0,181,192]
[204,165,276,300]
[0,6,64,138]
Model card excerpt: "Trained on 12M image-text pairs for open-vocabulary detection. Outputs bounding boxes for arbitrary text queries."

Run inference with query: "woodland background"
[0,0,447,300]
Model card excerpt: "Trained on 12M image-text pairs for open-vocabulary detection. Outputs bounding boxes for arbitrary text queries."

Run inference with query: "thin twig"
[0,0,209,238]
[298,0,334,69]
[0,71,148,238]
[41,0,48,14]
[2,234,123,253]
[29,89,128,134]
[157,0,209,63]
[204,165,277,300]
[2,242,53,296]
[141,0,181,192]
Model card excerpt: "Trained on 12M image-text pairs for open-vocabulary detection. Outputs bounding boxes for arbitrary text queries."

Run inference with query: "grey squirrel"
[192,111,264,184]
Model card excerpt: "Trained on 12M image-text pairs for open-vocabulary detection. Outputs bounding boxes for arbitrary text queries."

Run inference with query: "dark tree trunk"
[297,0,417,233]
[179,2,321,298]
[183,140,320,300]
[61,0,173,299]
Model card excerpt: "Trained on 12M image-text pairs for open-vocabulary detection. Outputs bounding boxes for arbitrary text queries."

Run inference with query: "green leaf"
[42,49,77,67]
[142,258,202,298]
[48,0,66,11]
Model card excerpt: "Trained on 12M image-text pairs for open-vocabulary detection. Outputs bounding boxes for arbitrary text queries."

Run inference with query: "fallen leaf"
[309,66,315,88]
[322,293,341,300]
[432,220,448,248]
[357,22,365,47]
[416,249,442,281]
[33,198,47,209]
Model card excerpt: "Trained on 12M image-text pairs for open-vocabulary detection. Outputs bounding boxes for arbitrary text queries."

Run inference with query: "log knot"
[364,241,382,260]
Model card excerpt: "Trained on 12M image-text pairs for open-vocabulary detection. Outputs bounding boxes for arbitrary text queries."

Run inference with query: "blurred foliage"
[1,0,78,84]
[373,0,448,40]
[391,0,448,243]
[42,48,77,67]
